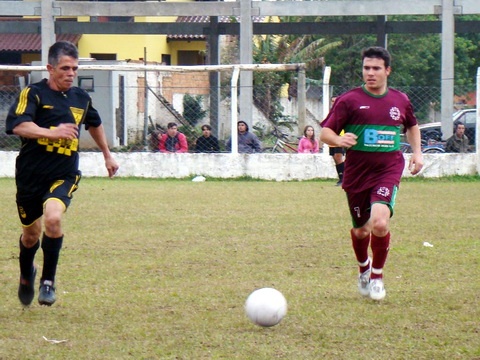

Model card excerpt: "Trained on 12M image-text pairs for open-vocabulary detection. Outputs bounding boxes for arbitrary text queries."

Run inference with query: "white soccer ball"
[245,287,287,327]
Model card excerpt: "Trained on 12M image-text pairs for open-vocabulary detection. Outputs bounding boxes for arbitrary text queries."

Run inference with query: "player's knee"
[43,213,62,235]
[353,227,370,240]
[22,232,41,247]
[22,221,42,246]
[371,218,389,237]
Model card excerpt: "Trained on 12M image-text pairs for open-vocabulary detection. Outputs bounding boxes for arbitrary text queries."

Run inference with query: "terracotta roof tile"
[168,15,265,40]
[0,34,82,52]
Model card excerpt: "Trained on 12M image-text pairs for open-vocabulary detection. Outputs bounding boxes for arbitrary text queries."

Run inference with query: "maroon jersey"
[321,85,418,193]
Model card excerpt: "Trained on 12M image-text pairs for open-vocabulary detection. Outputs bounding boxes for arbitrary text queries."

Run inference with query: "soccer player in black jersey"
[6,41,119,306]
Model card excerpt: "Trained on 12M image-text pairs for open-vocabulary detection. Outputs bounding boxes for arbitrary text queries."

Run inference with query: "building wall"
[76,6,206,65]
[78,34,171,63]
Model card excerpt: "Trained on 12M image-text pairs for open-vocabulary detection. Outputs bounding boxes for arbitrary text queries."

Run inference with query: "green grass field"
[1,177,479,359]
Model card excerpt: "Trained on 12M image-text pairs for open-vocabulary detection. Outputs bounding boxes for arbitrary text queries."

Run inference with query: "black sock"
[335,162,345,182]
[41,233,63,284]
[19,236,40,279]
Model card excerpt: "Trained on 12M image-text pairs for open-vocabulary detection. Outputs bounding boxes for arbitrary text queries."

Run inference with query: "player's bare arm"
[405,124,424,175]
[320,127,357,148]
[13,122,78,141]
[88,124,119,178]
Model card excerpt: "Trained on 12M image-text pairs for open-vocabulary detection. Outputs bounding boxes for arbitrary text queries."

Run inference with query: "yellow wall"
[78,34,172,62]
[76,1,206,64]
[22,53,40,64]
[78,35,206,65]
[168,41,206,65]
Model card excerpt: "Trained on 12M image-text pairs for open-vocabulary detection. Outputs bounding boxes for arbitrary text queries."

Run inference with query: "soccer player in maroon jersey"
[6,41,119,306]
[320,46,423,300]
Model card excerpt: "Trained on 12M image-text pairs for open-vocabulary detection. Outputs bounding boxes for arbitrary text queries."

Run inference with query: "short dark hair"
[202,124,212,131]
[361,46,391,68]
[237,121,249,132]
[48,41,79,67]
[167,122,178,129]
[454,121,465,131]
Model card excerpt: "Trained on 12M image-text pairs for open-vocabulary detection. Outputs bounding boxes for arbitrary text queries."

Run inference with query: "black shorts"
[16,172,82,227]
[329,147,345,156]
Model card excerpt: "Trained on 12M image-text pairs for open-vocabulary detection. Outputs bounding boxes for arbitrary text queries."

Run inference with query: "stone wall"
[0,151,478,180]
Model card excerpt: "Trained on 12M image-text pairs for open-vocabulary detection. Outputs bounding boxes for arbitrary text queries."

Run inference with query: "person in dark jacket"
[445,121,471,153]
[195,124,220,153]
[226,121,262,153]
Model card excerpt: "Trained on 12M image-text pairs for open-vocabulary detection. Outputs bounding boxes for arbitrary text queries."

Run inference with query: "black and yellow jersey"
[6,79,102,185]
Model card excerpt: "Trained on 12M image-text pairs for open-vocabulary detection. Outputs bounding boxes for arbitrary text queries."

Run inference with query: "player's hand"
[105,157,119,178]
[52,123,79,140]
[409,153,424,175]
[340,132,358,148]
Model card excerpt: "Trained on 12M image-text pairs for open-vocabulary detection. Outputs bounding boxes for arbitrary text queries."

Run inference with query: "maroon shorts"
[346,183,398,228]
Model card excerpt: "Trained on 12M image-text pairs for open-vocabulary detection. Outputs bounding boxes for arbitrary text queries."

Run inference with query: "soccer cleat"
[18,267,37,306]
[358,268,371,297]
[335,180,342,186]
[369,278,386,301]
[38,280,56,306]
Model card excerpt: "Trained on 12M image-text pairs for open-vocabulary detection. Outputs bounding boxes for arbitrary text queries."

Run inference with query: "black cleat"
[18,267,37,306]
[38,280,56,306]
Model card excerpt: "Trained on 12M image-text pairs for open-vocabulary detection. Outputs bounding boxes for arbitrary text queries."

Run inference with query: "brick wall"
[162,71,210,103]
[0,70,29,86]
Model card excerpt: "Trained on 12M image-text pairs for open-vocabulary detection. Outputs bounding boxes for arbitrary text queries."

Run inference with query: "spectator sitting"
[158,122,188,153]
[195,124,220,153]
[297,125,319,153]
[445,121,471,153]
[226,121,262,153]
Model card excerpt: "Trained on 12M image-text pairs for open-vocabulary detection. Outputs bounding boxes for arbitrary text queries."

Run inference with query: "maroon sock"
[371,232,390,279]
[351,229,370,273]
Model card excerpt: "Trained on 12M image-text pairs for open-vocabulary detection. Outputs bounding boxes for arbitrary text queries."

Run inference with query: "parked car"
[419,108,476,146]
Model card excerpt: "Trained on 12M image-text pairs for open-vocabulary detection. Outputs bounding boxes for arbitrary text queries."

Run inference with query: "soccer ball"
[245,288,287,327]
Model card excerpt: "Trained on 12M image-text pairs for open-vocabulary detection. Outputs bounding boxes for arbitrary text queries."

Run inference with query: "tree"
[182,94,207,127]
[321,14,480,121]
[252,16,341,123]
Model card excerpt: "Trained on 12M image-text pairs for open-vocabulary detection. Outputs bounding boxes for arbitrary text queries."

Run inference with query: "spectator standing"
[297,125,319,153]
[320,46,423,301]
[226,121,262,153]
[445,121,471,153]
[5,41,119,307]
[158,122,188,153]
[195,124,220,153]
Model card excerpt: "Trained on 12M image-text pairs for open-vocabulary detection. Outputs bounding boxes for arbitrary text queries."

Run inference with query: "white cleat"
[369,278,386,301]
[358,269,371,296]
[357,258,371,296]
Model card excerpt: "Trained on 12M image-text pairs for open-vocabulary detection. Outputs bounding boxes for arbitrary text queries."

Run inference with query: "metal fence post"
[297,68,306,137]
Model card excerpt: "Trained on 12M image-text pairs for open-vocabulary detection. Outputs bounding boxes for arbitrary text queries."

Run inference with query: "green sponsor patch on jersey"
[344,124,400,152]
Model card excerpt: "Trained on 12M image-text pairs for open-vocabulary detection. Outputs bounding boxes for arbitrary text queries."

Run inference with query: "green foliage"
[182,94,207,127]
[322,15,480,91]
[251,17,342,123]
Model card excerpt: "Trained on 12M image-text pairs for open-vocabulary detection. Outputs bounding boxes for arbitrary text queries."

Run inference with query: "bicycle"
[263,126,299,153]
[400,140,445,154]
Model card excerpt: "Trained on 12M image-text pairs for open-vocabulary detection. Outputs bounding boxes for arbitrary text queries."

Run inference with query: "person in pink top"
[297,125,319,153]
[158,122,188,153]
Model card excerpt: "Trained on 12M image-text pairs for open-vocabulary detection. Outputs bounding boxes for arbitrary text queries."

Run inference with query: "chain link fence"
[0,79,474,153]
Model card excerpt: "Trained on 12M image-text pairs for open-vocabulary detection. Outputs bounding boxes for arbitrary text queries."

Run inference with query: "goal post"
[477,67,480,174]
